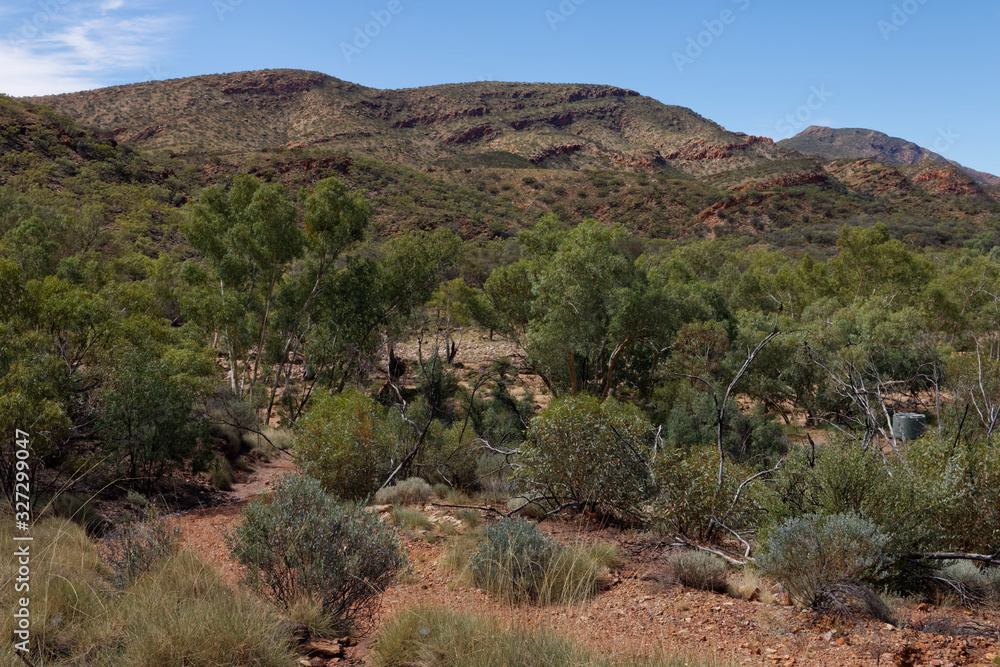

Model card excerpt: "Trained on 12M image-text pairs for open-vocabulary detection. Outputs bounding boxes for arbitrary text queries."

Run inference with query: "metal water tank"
[892,413,926,441]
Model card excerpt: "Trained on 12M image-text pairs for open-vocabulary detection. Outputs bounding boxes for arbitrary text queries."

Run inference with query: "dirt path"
[166,451,295,587]
[165,460,1000,666]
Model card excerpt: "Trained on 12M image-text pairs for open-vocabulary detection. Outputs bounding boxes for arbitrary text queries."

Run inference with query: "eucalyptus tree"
[475,217,675,399]
[263,178,371,421]
[184,175,304,398]
[278,228,461,422]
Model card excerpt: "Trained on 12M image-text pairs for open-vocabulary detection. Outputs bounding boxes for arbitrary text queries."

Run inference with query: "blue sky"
[2,0,998,175]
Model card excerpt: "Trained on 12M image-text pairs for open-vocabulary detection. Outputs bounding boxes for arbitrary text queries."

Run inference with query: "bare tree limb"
[908,551,1000,565]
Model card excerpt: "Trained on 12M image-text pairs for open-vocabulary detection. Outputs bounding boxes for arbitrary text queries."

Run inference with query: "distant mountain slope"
[9,71,999,246]
[24,69,789,177]
[778,126,1000,187]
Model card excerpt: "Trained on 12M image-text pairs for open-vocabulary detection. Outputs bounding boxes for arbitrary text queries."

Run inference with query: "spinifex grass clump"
[537,543,621,605]
[0,517,294,666]
[375,477,435,506]
[370,606,723,667]
[468,517,618,605]
[470,517,555,603]
[668,551,729,593]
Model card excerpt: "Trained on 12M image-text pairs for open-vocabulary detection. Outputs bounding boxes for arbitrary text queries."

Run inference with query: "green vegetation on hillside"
[4,88,1000,665]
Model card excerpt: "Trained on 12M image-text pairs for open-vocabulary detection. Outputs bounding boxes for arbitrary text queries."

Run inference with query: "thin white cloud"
[0,43,102,95]
[0,0,181,96]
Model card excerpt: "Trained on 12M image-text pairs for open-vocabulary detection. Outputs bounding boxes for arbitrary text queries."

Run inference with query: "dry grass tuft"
[0,516,294,666]
[369,605,726,667]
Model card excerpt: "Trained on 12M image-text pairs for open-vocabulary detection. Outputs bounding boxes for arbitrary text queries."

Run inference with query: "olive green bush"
[518,396,655,520]
[649,446,755,542]
[295,388,400,500]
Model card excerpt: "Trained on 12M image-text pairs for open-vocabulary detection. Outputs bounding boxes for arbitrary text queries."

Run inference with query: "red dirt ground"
[167,453,1000,667]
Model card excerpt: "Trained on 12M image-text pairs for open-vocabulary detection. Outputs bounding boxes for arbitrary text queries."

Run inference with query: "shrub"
[208,454,234,491]
[757,513,891,606]
[226,474,408,631]
[759,440,972,560]
[295,388,399,500]
[668,551,728,593]
[649,446,755,543]
[469,517,556,603]
[932,560,1000,606]
[102,507,180,588]
[375,477,435,506]
[416,419,481,489]
[97,349,203,489]
[907,435,1000,554]
[518,396,655,520]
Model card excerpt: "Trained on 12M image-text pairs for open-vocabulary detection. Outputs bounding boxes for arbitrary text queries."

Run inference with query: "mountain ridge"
[11,69,1000,244]
[778,126,1000,187]
[22,69,790,177]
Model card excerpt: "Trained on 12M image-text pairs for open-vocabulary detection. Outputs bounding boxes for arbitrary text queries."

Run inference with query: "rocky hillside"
[779,126,1000,187]
[25,69,788,177]
[11,71,1000,246]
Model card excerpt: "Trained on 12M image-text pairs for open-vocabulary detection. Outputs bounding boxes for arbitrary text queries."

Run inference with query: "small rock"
[305,639,343,659]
